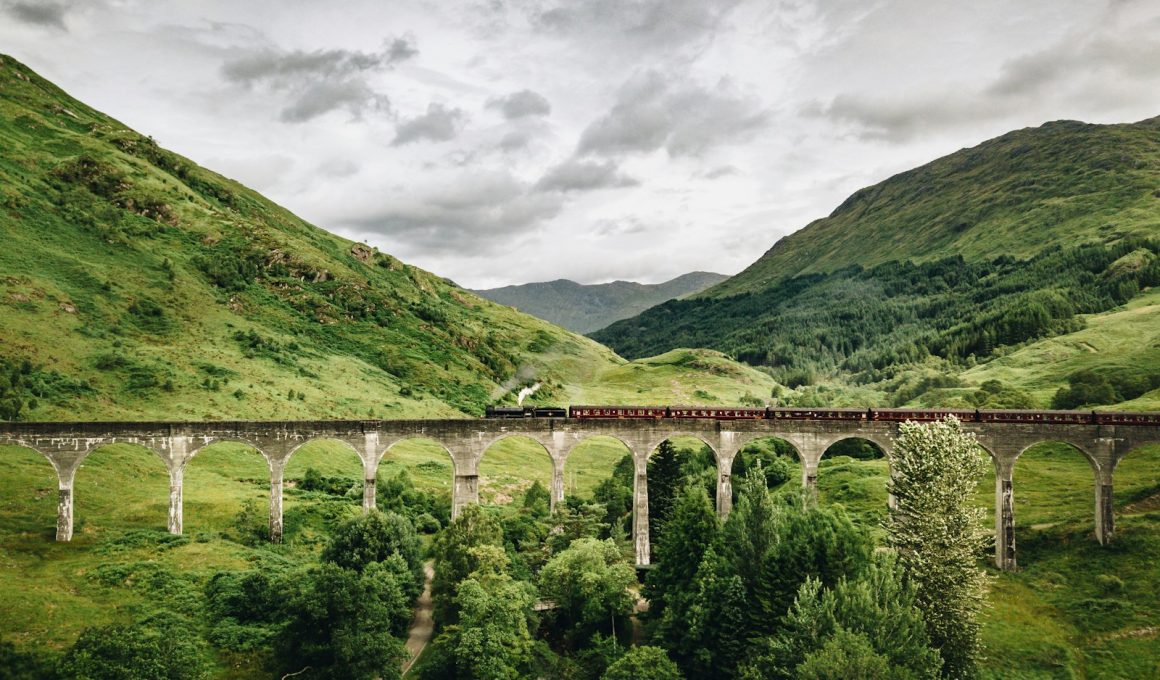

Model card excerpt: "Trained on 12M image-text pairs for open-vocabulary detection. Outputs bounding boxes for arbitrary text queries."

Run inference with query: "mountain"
[472,272,727,334]
[706,117,1160,298]
[594,117,1160,409]
[0,55,774,421]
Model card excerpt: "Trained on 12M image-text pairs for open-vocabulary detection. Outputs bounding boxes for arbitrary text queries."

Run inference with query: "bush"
[58,611,209,680]
[321,510,424,594]
[602,646,682,680]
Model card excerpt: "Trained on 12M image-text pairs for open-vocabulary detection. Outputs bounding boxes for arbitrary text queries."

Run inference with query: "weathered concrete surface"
[2,418,1158,570]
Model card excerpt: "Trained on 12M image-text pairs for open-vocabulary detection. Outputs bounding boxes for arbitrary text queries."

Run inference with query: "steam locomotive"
[484,405,1160,425]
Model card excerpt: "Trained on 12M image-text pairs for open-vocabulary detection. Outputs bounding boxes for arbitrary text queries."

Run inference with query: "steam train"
[484,405,1160,425]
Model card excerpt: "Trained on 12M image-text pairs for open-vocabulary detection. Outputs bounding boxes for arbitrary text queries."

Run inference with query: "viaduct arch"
[2,417,1157,571]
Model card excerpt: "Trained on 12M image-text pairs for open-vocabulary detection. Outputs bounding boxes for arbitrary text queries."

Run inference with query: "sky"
[3,0,1160,288]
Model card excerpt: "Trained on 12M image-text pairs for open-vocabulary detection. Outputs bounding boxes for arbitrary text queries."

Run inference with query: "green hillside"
[0,54,769,422]
[473,271,726,334]
[594,117,1160,410]
[708,116,1160,298]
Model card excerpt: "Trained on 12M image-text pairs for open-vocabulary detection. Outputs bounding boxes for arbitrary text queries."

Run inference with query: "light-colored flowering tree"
[887,416,989,679]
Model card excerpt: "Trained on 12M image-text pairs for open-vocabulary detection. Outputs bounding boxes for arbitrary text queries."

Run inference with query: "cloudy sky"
[3,0,1160,288]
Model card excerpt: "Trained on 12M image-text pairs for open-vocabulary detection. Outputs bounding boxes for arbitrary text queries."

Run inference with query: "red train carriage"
[668,406,766,420]
[871,408,978,422]
[1094,411,1160,425]
[768,407,868,421]
[978,410,1092,424]
[569,405,668,419]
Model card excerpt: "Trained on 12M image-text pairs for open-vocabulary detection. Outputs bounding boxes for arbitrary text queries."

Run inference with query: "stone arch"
[380,436,458,471]
[185,437,273,474]
[1011,440,1099,537]
[284,437,366,474]
[642,433,719,464]
[731,432,805,463]
[1111,442,1160,522]
[377,436,456,520]
[0,442,63,539]
[562,435,635,499]
[1014,439,1100,475]
[182,439,273,538]
[477,434,556,510]
[815,436,891,528]
[727,435,805,512]
[73,441,171,535]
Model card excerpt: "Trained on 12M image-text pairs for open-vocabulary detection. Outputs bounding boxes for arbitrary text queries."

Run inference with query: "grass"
[964,288,1160,411]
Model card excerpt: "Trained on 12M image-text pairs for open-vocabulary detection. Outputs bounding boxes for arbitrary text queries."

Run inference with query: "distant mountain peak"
[473,272,728,334]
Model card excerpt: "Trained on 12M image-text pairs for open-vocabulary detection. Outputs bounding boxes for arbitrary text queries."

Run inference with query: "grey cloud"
[280,79,384,122]
[499,130,533,152]
[392,103,467,146]
[488,89,552,119]
[4,1,68,29]
[578,70,769,157]
[534,159,638,192]
[387,35,419,63]
[345,172,562,255]
[702,165,738,179]
[531,0,741,53]
[222,39,414,122]
[819,2,1160,142]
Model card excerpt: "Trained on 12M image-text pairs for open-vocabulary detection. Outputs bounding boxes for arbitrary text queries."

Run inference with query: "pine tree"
[647,439,685,546]
[887,416,989,679]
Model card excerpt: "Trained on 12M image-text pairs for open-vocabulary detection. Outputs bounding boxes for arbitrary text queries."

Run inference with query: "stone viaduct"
[2,417,1158,571]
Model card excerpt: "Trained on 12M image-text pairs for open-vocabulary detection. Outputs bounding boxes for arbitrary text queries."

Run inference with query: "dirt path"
[402,562,435,676]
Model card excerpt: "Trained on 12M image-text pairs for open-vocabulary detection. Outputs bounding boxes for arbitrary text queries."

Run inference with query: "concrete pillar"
[633,456,650,566]
[269,466,284,544]
[362,432,379,514]
[1095,479,1114,546]
[452,474,479,519]
[550,458,565,512]
[716,456,733,519]
[168,466,183,535]
[802,455,819,493]
[56,477,74,542]
[363,476,376,513]
[995,464,1016,571]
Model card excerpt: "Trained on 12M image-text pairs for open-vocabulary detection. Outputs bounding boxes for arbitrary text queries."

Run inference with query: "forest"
[592,238,1160,406]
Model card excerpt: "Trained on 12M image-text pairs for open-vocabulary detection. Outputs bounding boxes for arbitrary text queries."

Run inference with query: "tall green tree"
[431,504,505,625]
[645,481,719,622]
[755,494,871,624]
[452,549,538,680]
[538,538,636,649]
[276,561,411,680]
[647,439,685,545]
[679,546,748,679]
[321,509,424,595]
[720,468,780,632]
[887,417,989,679]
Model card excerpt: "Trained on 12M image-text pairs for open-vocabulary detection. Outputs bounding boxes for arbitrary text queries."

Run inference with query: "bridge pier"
[551,458,565,512]
[995,463,1016,571]
[716,456,733,519]
[168,467,183,535]
[1095,479,1114,546]
[363,477,376,513]
[633,456,650,565]
[57,479,74,542]
[452,474,479,519]
[269,466,284,544]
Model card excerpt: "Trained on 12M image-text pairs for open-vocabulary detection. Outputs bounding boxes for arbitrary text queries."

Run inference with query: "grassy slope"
[960,288,1160,411]
[709,117,1160,298]
[473,271,727,334]
[0,55,772,423]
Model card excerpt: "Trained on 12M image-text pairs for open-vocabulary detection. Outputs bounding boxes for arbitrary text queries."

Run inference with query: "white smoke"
[517,382,542,406]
